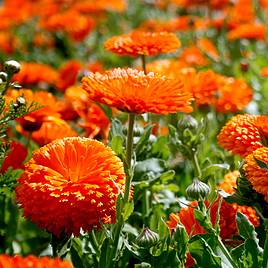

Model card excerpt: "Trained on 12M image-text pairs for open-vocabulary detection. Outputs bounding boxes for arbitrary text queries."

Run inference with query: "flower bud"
[186,178,210,201]
[178,115,198,130]
[4,60,21,74]
[0,72,8,82]
[135,227,159,248]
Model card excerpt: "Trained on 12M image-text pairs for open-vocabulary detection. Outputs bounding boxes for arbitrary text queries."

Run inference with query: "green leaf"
[254,157,268,172]
[159,170,175,184]
[70,238,85,268]
[189,235,222,268]
[111,135,124,156]
[109,118,124,140]
[98,238,109,268]
[135,263,152,268]
[135,125,153,157]
[123,201,134,221]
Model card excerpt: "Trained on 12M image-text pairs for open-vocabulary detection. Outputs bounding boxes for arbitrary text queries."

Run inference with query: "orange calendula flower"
[1,141,27,173]
[217,114,266,157]
[179,46,208,66]
[260,66,268,77]
[214,77,253,113]
[0,254,72,268]
[244,147,268,202]
[197,38,219,61]
[6,89,61,132]
[104,31,181,57]
[228,23,266,41]
[56,60,82,92]
[217,171,259,231]
[16,137,126,236]
[82,68,193,114]
[40,10,95,42]
[17,116,77,146]
[13,62,58,87]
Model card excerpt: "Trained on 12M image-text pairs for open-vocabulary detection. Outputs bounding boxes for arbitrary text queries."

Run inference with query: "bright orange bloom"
[79,104,110,141]
[179,46,208,66]
[40,10,95,42]
[1,141,27,173]
[146,59,189,78]
[104,31,180,57]
[17,116,77,146]
[13,62,58,87]
[73,0,126,13]
[217,114,267,157]
[56,60,82,92]
[6,89,60,132]
[82,68,193,114]
[244,147,268,202]
[214,77,253,113]
[228,23,266,41]
[0,32,18,54]
[16,137,126,236]
[0,254,72,268]
[217,171,260,232]
[197,38,219,61]
[260,66,268,77]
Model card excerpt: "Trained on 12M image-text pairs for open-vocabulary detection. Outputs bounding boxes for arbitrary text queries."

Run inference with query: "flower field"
[0,0,268,267]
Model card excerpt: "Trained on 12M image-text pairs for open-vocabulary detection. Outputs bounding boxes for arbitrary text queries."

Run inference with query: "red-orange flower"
[179,46,208,66]
[1,141,27,173]
[217,114,266,157]
[214,77,253,113]
[0,254,72,268]
[244,147,268,202]
[6,89,60,132]
[197,38,219,61]
[56,60,82,92]
[40,10,95,42]
[104,31,181,57]
[13,62,58,87]
[82,68,193,114]
[17,116,77,146]
[228,23,266,41]
[16,137,126,236]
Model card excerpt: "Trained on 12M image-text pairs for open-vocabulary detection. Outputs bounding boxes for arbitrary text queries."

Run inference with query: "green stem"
[142,190,150,224]
[124,113,135,203]
[141,55,147,74]
[263,222,268,268]
[192,150,202,179]
[89,230,100,256]
[217,237,239,268]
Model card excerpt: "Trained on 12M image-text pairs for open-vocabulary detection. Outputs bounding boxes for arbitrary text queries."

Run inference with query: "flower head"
[13,62,58,87]
[16,137,125,236]
[104,31,180,57]
[82,68,193,114]
[0,254,72,268]
[217,114,265,157]
[244,147,268,202]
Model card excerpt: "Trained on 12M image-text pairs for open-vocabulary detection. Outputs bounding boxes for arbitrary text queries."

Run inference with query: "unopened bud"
[178,115,198,130]
[135,227,159,248]
[4,60,21,74]
[186,178,210,201]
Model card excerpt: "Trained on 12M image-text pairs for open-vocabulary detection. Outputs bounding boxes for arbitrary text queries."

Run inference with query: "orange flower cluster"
[16,137,126,236]
[244,147,268,202]
[218,114,268,157]
[82,68,193,114]
[104,31,181,57]
[13,62,58,87]
[0,254,72,268]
